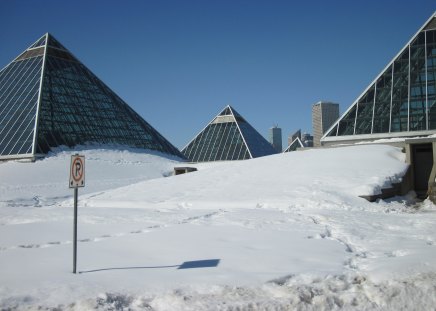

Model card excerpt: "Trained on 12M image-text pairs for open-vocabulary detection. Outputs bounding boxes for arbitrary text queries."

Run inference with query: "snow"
[1,144,436,310]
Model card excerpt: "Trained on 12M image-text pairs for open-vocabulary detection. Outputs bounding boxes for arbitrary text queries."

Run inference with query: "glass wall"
[324,17,436,139]
[428,30,436,129]
[372,65,392,133]
[0,55,43,157]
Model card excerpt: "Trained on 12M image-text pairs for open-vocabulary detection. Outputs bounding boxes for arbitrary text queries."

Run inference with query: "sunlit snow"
[1,144,436,310]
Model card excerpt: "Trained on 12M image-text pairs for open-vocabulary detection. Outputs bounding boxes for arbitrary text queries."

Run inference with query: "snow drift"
[1,144,436,310]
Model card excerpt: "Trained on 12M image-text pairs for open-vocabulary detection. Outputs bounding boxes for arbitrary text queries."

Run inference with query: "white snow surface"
[1,144,436,310]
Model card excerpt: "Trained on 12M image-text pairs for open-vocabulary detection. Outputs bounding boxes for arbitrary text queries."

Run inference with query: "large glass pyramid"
[0,33,184,160]
[322,12,436,144]
[181,105,277,162]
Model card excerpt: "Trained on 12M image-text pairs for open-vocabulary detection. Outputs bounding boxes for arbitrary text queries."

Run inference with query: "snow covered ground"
[1,144,436,310]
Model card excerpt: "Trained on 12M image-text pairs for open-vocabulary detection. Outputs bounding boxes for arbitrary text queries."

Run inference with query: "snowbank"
[1,144,436,310]
[0,146,182,208]
[82,144,408,208]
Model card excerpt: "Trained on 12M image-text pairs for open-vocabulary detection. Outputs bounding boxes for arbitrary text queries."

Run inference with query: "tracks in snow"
[0,210,225,252]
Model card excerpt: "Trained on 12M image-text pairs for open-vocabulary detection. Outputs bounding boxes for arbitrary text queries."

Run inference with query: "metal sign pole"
[70,154,85,274]
[73,186,78,274]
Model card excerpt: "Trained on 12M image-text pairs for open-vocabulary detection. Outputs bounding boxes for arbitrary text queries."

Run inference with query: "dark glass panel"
[373,65,393,133]
[355,85,375,134]
[428,30,436,129]
[47,47,78,62]
[326,124,338,137]
[337,105,357,136]
[230,106,275,158]
[391,48,409,132]
[47,35,68,51]
[35,52,183,158]
[238,121,276,157]
[409,32,427,131]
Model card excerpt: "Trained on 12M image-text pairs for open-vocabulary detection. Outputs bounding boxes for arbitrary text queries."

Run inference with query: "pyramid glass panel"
[0,55,43,157]
[182,105,276,162]
[322,12,436,144]
[391,48,409,132]
[373,65,393,133]
[355,85,375,134]
[0,33,184,160]
[428,30,436,129]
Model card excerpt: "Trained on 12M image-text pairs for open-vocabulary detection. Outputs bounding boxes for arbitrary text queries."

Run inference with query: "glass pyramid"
[0,33,184,160]
[181,105,277,162]
[284,137,304,152]
[322,12,436,144]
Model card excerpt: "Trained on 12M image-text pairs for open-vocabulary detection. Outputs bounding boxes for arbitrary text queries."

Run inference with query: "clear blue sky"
[1,0,435,149]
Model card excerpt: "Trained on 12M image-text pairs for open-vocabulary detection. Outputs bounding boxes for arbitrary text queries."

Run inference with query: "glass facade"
[182,106,276,162]
[324,15,436,140]
[0,51,43,157]
[0,34,184,160]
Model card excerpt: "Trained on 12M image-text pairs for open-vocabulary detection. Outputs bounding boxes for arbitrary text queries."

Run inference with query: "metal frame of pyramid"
[0,33,184,161]
[181,105,277,162]
[322,12,436,145]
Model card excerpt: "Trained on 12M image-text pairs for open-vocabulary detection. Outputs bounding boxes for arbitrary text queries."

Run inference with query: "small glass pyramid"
[182,105,277,162]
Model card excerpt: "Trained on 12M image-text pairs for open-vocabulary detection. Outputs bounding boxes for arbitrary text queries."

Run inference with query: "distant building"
[269,125,282,153]
[181,105,277,162]
[288,129,301,146]
[284,131,313,151]
[312,101,340,147]
[284,137,304,152]
[301,133,314,147]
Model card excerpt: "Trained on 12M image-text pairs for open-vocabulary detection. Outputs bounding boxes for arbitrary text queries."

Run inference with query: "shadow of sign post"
[79,259,220,274]
[178,259,220,269]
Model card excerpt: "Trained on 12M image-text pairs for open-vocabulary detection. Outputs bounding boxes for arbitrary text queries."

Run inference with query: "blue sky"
[1,0,435,149]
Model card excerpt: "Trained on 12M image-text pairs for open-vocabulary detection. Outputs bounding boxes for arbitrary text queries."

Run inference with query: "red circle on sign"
[71,157,84,182]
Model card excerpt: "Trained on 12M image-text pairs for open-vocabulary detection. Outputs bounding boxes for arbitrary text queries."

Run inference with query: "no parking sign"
[69,155,85,188]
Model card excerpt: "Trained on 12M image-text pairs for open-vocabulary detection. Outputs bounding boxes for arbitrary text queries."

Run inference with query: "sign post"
[69,154,85,274]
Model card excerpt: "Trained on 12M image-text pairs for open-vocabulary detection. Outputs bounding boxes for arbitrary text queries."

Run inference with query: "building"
[0,33,184,161]
[312,101,339,147]
[283,137,304,152]
[284,131,313,151]
[321,12,436,146]
[181,105,277,162]
[269,125,282,153]
[301,133,314,147]
[289,129,301,146]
